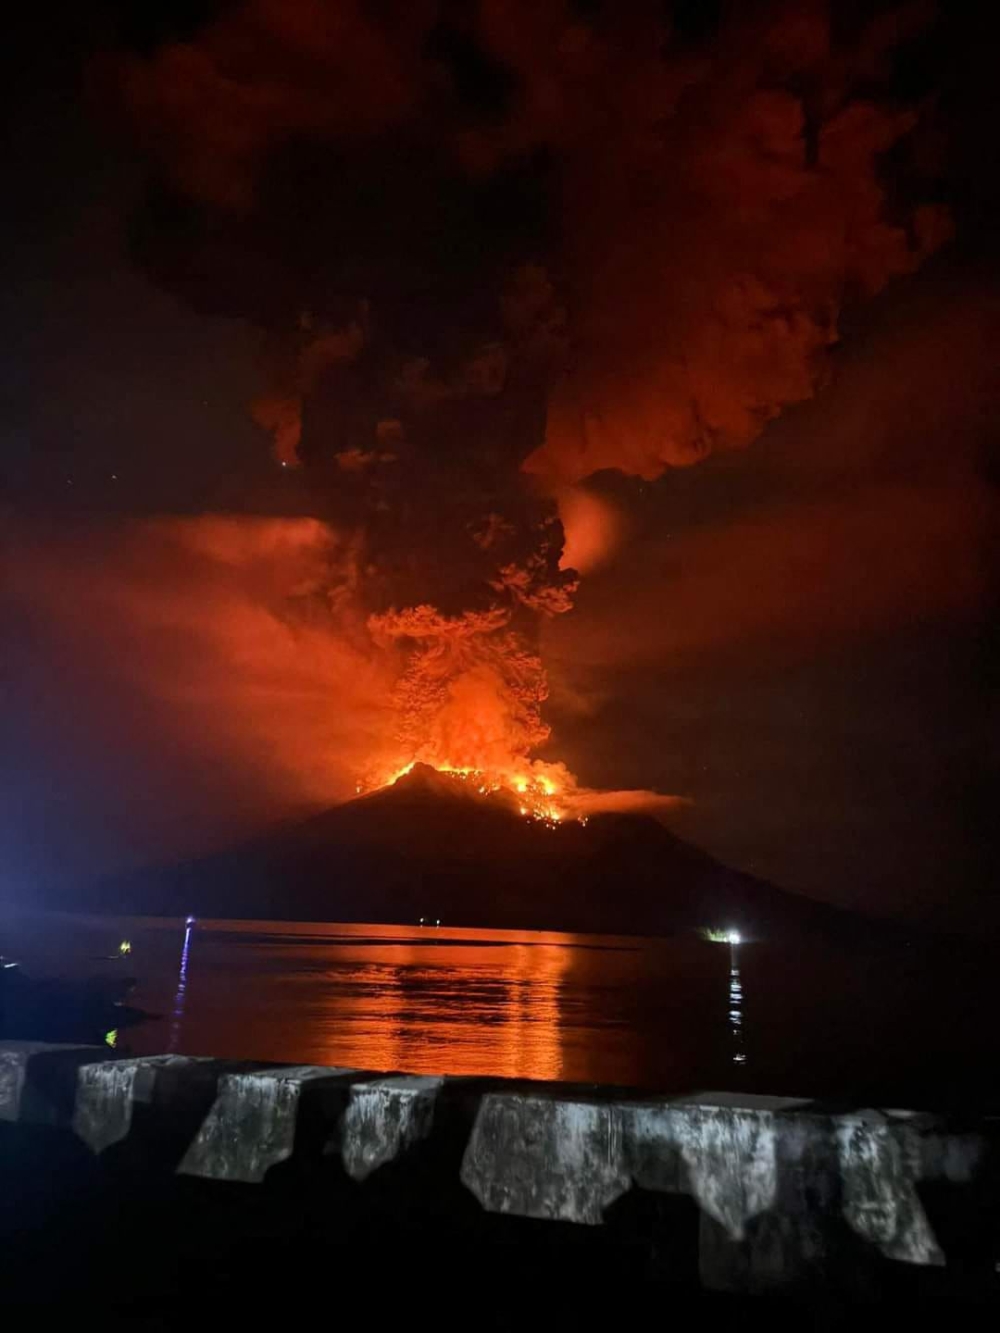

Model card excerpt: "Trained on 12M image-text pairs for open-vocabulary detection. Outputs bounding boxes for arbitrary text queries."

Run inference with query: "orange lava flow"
[357,760,581,827]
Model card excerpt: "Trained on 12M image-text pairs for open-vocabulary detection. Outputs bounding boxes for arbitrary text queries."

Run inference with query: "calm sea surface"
[1,913,996,1109]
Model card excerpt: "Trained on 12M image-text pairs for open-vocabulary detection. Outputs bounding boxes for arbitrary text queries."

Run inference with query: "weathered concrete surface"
[837,1112,945,1266]
[179,1065,351,1183]
[73,1054,227,1154]
[174,1067,446,1183]
[339,1075,445,1180]
[461,1089,993,1291]
[460,1094,630,1224]
[0,1043,996,1296]
[0,1041,104,1126]
[460,1092,819,1235]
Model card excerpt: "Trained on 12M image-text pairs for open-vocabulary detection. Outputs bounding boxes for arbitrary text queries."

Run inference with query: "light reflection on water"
[235,928,595,1082]
[729,942,747,1067]
[4,911,1000,1103]
[0,916,731,1088]
[167,919,193,1054]
[270,935,572,1080]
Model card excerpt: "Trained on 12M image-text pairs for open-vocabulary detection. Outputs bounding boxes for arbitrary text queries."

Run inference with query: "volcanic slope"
[84,764,860,938]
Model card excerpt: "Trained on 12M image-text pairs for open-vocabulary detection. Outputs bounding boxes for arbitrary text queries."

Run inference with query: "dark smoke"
[87,0,952,777]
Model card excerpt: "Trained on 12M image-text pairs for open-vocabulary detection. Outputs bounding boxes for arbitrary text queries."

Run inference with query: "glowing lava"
[357,760,575,827]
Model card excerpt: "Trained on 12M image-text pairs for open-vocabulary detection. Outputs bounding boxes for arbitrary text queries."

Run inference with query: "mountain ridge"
[77,764,865,940]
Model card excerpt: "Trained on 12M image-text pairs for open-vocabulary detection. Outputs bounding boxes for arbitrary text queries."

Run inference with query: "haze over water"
[2,913,996,1109]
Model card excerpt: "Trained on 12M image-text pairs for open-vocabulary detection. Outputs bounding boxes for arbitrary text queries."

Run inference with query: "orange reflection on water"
[205,922,577,1081]
[2,915,731,1089]
[302,931,570,1081]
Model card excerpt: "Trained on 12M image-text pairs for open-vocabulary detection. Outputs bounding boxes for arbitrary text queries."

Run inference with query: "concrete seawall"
[1,1041,997,1302]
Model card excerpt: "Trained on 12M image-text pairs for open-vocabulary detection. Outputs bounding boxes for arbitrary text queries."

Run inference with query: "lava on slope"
[82,764,865,942]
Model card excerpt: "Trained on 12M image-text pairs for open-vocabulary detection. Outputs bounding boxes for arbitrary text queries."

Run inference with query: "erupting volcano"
[8,0,975,926]
[358,593,580,823]
[363,764,570,827]
[360,587,578,823]
[86,0,953,833]
[86,758,863,941]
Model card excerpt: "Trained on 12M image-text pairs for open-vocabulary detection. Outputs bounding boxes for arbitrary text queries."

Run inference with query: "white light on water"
[727,930,741,946]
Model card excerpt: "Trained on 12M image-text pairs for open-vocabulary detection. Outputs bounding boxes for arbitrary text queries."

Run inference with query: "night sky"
[3,1,997,925]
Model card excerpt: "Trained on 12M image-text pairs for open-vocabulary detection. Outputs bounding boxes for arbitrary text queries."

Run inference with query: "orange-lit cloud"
[101,2,950,494]
[556,487,624,576]
[544,269,996,686]
[564,787,690,821]
[101,0,430,208]
[8,515,395,816]
[519,6,952,485]
[79,0,965,854]
[367,603,552,782]
[548,482,987,684]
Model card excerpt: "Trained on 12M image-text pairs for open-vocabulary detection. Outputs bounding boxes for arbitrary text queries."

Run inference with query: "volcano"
[81,765,859,939]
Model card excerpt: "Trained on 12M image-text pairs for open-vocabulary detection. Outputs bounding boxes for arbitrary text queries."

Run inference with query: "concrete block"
[634,1102,782,1239]
[73,1054,224,1155]
[837,1113,944,1265]
[179,1065,352,1183]
[0,1041,104,1126]
[461,1093,630,1223]
[2,1043,995,1297]
[340,1075,445,1181]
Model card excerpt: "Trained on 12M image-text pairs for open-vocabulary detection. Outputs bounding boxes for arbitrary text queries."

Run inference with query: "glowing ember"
[358,760,571,826]
[357,597,583,826]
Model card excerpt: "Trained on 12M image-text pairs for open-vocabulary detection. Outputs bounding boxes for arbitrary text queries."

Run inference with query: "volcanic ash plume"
[91,0,952,805]
[368,606,549,774]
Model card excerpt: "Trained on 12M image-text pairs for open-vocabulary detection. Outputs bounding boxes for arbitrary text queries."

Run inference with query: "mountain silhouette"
[83,764,861,939]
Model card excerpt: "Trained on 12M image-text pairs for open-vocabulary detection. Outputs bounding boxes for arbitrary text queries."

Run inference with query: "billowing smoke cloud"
[86,1,952,789]
[367,605,551,778]
[8,515,395,810]
[3,512,672,884]
[524,3,952,483]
